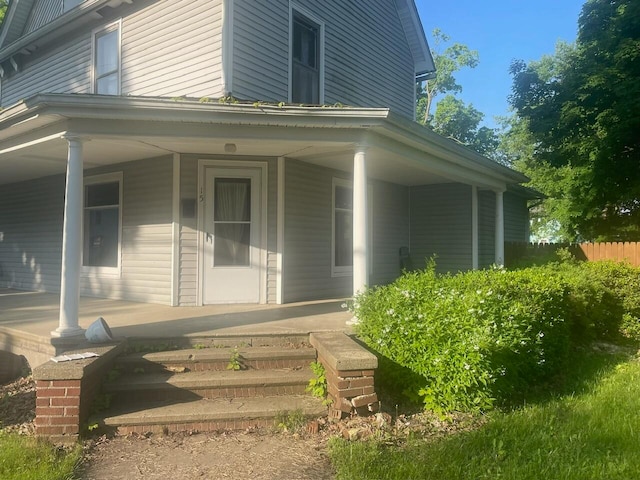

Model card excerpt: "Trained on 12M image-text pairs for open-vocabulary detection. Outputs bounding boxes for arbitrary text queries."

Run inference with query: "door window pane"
[213,178,251,267]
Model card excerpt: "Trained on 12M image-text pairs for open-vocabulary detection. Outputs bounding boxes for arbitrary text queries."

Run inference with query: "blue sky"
[415,0,586,127]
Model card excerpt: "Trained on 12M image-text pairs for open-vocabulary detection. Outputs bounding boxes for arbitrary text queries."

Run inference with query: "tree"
[0,1,7,25]
[509,0,640,241]
[431,95,501,162]
[416,29,479,124]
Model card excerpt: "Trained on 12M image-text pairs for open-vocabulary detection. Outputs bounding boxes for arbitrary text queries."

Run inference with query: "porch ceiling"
[0,125,451,186]
[0,94,526,189]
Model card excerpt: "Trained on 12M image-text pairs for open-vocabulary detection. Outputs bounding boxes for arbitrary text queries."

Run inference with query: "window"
[332,178,374,277]
[83,173,122,275]
[332,179,353,276]
[93,22,120,95]
[291,10,322,104]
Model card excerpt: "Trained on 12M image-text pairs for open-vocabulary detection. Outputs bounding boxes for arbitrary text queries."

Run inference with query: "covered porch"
[0,288,352,368]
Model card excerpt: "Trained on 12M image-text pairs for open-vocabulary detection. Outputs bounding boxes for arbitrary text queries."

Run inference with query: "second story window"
[291,11,323,104]
[93,22,121,95]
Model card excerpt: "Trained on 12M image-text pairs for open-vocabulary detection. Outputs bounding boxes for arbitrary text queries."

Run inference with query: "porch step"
[114,346,316,372]
[103,367,313,404]
[92,341,327,434]
[99,395,327,435]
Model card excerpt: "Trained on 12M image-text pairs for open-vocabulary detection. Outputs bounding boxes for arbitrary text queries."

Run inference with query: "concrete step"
[115,346,317,372]
[98,395,327,434]
[104,367,313,403]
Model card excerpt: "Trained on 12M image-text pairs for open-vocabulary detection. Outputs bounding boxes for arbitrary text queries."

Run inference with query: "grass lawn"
[329,352,640,480]
[0,432,82,480]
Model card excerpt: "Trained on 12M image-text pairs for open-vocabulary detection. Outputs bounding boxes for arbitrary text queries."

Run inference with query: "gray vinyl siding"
[178,156,199,306]
[504,192,529,242]
[0,156,174,303]
[283,159,351,303]
[232,0,289,101]
[370,180,410,286]
[1,34,92,107]
[24,0,61,35]
[121,0,223,98]
[478,190,496,268]
[80,156,174,304]
[232,0,416,117]
[410,183,472,273]
[266,159,278,303]
[2,0,222,108]
[0,175,65,292]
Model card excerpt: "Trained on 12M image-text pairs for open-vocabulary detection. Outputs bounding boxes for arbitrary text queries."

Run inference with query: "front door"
[203,167,262,303]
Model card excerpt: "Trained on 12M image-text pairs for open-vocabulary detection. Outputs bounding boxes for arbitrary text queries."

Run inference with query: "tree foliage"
[416,29,501,160]
[416,29,479,124]
[0,1,7,25]
[509,0,640,241]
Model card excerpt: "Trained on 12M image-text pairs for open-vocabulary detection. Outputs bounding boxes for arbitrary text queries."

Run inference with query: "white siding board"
[121,0,223,98]
[2,35,91,107]
[0,175,64,292]
[283,159,351,303]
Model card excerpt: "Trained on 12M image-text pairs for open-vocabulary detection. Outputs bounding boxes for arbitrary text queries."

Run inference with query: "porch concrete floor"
[0,289,353,340]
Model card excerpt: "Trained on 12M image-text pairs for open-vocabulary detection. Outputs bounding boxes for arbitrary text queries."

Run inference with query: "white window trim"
[91,19,122,95]
[332,178,352,277]
[81,172,123,278]
[331,178,374,278]
[288,3,325,104]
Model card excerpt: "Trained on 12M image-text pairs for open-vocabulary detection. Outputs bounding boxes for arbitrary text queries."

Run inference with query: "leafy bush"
[352,260,640,414]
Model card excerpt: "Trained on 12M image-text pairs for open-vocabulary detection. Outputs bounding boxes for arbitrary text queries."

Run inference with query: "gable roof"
[395,0,436,81]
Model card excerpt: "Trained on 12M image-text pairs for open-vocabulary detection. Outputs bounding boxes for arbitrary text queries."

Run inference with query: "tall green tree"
[509,0,640,241]
[416,29,479,124]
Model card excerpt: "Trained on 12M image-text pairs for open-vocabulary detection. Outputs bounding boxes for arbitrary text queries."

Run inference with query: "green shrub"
[353,260,640,415]
[353,264,571,414]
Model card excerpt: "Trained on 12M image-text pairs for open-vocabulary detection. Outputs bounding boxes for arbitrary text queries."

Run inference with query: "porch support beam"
[495,189,505,266]
[353,145,369,296]
[471,185,478,269]
[52,136,85,338]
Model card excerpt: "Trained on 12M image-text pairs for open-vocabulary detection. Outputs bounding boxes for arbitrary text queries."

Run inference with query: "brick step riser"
[111,417,279,435]
[108,383,309,405]
[114,358,314,373]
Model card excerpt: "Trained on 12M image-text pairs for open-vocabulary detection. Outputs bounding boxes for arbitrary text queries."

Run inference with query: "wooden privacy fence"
[505,242,640,267]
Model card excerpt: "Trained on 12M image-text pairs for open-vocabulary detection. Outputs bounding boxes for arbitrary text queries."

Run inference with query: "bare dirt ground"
[1,375,336,479]
[81,430,334,480]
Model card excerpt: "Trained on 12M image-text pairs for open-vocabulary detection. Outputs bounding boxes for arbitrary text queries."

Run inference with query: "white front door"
[203,167,262,303]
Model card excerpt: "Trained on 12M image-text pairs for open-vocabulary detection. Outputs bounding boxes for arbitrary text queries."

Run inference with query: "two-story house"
[0,0,530,339]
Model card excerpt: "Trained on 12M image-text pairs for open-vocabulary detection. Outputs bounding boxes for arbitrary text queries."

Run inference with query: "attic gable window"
[291,10,323,104]
[93,22,121,95]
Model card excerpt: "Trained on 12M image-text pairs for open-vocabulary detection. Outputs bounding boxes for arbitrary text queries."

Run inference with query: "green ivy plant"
[306,361,331,405]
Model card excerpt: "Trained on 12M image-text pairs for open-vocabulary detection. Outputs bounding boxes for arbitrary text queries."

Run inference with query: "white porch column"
[353,145,369,296]
[495,189,505,266]
[471,185,479,269]
[52,136,85,338]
